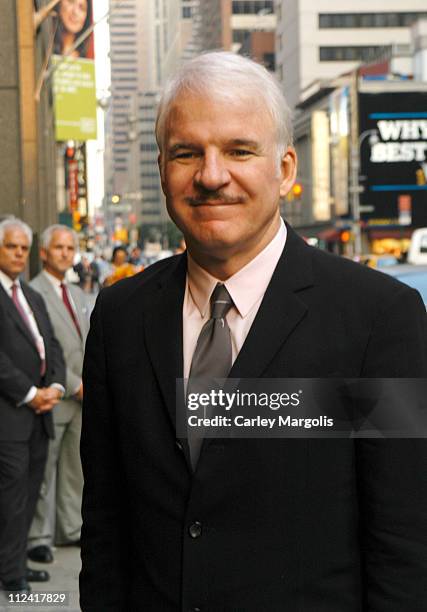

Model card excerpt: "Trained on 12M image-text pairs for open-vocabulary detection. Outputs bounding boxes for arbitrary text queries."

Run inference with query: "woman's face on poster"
[59,0,88,35]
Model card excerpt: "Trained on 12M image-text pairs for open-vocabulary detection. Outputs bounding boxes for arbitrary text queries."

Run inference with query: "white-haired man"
[27,225,90,564]
[80,53,427,611]
[0,218,65,595]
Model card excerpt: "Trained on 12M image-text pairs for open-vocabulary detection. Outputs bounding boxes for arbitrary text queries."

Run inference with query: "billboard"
[359,92,427,227]
[52,0,97,141]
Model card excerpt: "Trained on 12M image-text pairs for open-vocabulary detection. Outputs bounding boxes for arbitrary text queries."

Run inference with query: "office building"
[275,0,427,109]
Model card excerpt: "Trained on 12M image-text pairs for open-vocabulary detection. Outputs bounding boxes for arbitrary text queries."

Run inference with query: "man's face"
[0,227,30,280]
[113,250,127,266]
[159,93,296,267]
[41,230,76,280]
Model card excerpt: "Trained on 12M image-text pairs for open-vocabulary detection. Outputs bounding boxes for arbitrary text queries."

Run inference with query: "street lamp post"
[350,129,379,257]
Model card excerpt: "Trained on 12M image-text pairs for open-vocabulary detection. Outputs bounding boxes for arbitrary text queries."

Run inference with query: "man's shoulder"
[24,277,45,300]
[97,254,183,309]
[29,272,46,293]
[309,245,412,299]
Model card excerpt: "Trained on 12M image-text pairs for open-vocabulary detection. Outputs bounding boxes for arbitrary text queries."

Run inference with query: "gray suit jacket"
[30,272,90,423]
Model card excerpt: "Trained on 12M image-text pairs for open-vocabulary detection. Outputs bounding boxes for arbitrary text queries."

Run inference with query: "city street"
[0,1,427,610]
[0,548,80,612]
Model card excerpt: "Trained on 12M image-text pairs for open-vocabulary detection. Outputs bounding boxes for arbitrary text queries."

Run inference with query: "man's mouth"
[186,197,244,207]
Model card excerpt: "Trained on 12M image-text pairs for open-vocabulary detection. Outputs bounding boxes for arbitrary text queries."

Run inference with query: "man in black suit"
[80,53,427,611]
[0,218,65,595]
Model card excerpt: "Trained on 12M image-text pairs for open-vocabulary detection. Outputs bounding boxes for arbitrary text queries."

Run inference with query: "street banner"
[53,56,97,141]
[52,0,97,141]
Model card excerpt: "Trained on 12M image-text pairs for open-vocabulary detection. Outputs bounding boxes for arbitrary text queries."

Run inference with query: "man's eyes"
[172,151,197,159]
[228,149,254,157]
[170,149,254,160]
[5,244,29,252]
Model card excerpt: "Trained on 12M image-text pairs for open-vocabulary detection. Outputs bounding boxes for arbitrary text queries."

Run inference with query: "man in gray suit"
[28,225,90,563]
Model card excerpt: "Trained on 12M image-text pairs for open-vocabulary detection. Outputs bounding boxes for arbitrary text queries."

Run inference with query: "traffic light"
[72,211,81,232]
[285,182,304,202]
[65,145,75,159]
[340,230,351,244]
[292,183,303,198]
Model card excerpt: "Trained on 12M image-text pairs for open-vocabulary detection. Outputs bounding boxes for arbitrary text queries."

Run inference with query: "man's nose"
[194,151,231,191]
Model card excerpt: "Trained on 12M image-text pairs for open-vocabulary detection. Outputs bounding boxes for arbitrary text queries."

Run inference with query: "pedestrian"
[27,224,90,565]
[73,255,99,294]
[102,246,137,287]
[0,218,65,596]
[80,52,427,611]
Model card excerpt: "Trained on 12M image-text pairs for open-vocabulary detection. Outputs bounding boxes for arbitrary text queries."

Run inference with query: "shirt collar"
[187,218,287,318]
[43,269,65,291]
[0,269,19,293]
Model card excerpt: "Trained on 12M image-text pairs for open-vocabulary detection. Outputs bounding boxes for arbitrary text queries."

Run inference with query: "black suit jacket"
[0,280,65,441]
[80,226,427,611]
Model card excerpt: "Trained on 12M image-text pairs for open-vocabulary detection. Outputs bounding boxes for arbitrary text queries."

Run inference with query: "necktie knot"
[210,283,233,320]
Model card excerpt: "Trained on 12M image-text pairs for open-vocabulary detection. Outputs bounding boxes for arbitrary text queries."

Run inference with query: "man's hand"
[28,387,62,414]
[74,382,84,402]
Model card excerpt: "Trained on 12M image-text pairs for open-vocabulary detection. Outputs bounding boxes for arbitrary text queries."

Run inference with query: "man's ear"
[279,147,298,198]
[40,247,47,264]
[158,153,166,195]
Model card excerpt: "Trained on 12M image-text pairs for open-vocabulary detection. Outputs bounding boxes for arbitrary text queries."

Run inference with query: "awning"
[367,228,412,240]
[317,228,343,241]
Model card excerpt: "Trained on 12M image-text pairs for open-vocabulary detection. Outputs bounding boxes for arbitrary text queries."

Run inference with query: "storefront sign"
[359,92,427,227]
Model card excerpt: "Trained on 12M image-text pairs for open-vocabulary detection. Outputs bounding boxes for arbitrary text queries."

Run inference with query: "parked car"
[381,264,427,308]
[408,228,427,265]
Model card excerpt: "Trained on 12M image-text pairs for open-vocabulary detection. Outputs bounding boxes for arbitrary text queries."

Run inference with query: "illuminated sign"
[359,92,427,227]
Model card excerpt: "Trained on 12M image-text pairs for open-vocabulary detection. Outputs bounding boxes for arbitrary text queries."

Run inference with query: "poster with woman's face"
[54,0,94,59]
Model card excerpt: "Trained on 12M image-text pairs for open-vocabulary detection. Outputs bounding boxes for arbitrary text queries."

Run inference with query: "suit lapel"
[0,283,39,354]
[67,283,89,339]
[21,283,50,345]
[37,274,80,340]
[143,255,187,435]
[230,226,313,379]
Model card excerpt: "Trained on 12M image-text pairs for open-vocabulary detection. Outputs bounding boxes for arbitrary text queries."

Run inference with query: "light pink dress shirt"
[183,219,287,380]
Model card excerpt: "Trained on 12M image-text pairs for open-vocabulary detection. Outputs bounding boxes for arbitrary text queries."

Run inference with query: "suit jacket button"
[188,521,202,539]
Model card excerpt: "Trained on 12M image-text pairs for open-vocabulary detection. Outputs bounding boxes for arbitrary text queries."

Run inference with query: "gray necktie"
[187,283,234,468]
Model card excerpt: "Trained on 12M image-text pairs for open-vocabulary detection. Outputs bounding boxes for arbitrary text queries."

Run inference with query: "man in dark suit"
[80,53,427,611]
[0,218,65,595]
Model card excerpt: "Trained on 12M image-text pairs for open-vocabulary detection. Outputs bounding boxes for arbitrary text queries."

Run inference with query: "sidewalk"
[0,547,81,612]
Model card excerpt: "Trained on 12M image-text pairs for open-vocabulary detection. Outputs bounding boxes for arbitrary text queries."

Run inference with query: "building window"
[140,143,158,152]
[232,1,274,15]
[319,12,427,29]
[319,46,389,62]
